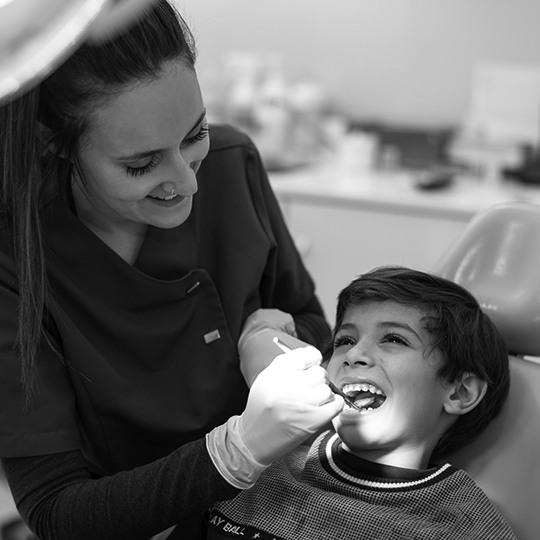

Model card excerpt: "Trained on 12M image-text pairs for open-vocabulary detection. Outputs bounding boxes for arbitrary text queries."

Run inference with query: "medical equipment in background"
[434,201,540,540]
[449,63,540,184]
[0,0,158,105]
[204,51,334,171]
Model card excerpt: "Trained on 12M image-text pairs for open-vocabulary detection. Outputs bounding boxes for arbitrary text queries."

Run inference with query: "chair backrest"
[433,201,540,540]
[447,355,540,540]
[433,201,540,358]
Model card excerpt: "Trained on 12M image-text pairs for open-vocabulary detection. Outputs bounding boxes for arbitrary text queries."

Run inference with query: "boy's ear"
[443,373,487,416]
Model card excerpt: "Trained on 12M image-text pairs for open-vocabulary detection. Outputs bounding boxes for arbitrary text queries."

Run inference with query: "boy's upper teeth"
[342,383,385,396]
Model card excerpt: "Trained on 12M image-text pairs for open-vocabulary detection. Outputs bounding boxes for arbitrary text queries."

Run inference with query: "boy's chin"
[334,426,372,457]
[333,412,381,449]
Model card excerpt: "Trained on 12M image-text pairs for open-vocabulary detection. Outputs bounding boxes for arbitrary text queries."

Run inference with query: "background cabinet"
[276,192,467,324]
[270,165,540,325]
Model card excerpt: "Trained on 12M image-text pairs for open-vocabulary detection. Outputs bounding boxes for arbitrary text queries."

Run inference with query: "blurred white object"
[252,54,289,161]
[0,0,157,104]
[463,63,540,146]
[450,63,540,183]
[337,131,378,172]
[204,50,333,170]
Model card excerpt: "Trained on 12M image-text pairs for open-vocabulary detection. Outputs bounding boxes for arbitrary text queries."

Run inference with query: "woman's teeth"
[150,193,178,201]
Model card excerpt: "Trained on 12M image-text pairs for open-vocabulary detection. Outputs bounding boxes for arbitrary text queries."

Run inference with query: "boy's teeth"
[342,383,384,396]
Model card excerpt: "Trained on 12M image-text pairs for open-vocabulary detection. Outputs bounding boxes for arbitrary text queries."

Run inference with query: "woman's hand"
[238,345,344,465]
[206,345,343,488]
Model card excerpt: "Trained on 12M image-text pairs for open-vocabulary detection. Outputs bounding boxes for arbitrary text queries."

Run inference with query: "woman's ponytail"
[0,0,197,406]
[0,88,49,405]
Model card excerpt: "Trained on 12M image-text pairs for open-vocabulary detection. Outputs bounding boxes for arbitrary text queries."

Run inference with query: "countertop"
[269,163,540,222]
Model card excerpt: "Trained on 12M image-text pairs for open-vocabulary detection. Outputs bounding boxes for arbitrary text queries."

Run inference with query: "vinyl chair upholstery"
[447,355,540,540]
[433,202,540,540]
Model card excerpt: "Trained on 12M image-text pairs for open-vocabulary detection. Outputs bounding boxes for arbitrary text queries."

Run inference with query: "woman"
[0,2,341,538]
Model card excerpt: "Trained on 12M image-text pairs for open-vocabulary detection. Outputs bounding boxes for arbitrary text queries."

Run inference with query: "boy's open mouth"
[342,383,387,413]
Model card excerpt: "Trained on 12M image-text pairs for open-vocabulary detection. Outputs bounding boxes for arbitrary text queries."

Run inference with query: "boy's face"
[327,300,454,469]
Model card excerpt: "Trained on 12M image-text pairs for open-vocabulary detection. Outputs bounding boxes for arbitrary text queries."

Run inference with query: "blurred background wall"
[175,0,540,128]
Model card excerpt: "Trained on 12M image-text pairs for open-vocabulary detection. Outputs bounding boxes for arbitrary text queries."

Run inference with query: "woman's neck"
[88,225,148,265]
[70,179,148,265]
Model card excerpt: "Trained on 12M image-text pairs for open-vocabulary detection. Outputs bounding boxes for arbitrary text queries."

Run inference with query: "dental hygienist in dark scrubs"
[0,2,343,539]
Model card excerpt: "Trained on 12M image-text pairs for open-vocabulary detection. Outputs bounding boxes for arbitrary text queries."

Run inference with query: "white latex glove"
[240,308,297,341]
[239,345,343,465]
[206,346,344,488]
[238,308,300,387]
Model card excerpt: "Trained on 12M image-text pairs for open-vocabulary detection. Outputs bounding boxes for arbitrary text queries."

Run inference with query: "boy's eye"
[333,335,355,349]
[181,123,209,148]
[382,333,408,346]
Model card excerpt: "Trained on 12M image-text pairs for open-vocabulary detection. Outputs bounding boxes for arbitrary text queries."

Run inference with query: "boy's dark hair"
[328,265,510,460]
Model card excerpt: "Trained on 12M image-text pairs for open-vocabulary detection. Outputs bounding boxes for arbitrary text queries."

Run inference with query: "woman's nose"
[168,155,198,195]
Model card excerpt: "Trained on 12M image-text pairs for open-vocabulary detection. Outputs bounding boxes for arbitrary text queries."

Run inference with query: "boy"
[206,266,516,540]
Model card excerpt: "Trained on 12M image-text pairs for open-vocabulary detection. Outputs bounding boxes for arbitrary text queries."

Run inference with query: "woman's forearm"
[2,439,240,540]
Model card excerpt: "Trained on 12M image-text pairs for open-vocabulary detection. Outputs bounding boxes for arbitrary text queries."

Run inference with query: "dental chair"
[433,201,540,540]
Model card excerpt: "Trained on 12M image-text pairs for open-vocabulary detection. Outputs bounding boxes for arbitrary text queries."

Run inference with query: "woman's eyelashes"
[125,123,209,177]
[126,155,159,177]
[181,123,209,148]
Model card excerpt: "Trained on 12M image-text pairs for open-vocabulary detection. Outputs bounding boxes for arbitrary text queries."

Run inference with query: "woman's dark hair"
[0,0,196,404]
[329,265,510,460]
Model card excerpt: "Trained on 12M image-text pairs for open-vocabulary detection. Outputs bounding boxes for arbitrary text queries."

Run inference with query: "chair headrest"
[433,202,540,357]
[448,355,540,540]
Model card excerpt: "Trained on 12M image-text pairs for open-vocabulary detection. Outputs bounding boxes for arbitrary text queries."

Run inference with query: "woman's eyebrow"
[116,109,207,161]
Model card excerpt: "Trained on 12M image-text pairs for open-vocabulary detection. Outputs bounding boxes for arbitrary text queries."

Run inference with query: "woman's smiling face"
[73,60,209,240]
[327,300,455,469]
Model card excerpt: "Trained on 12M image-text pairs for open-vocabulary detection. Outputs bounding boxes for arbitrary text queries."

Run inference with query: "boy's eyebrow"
[379,321,421,340]
[115,109,207,161]
[337,321,422,340]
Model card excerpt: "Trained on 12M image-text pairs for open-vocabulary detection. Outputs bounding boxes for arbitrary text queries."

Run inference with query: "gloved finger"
[293,364,329,388]
[302,382,339,406]
[306,395,346,430]
[286,382,342,408]
[270,346,322,372]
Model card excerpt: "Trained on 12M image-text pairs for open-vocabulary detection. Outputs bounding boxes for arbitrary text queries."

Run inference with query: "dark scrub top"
[0,124,330,479]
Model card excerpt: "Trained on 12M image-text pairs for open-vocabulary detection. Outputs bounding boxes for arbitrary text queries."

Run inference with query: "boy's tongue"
[354,392,376,408]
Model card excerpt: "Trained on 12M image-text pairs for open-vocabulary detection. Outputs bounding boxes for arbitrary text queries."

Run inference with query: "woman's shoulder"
[207,124,257,154]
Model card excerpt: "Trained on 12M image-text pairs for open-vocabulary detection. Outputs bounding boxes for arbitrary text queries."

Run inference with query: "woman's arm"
[248,140,331,351]
[2,439,240,540]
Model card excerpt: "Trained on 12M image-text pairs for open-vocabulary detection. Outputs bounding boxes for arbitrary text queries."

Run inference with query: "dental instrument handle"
[272,336,294,354]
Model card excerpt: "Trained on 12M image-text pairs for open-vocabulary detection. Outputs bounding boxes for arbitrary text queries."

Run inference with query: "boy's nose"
[342,342,374,368]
